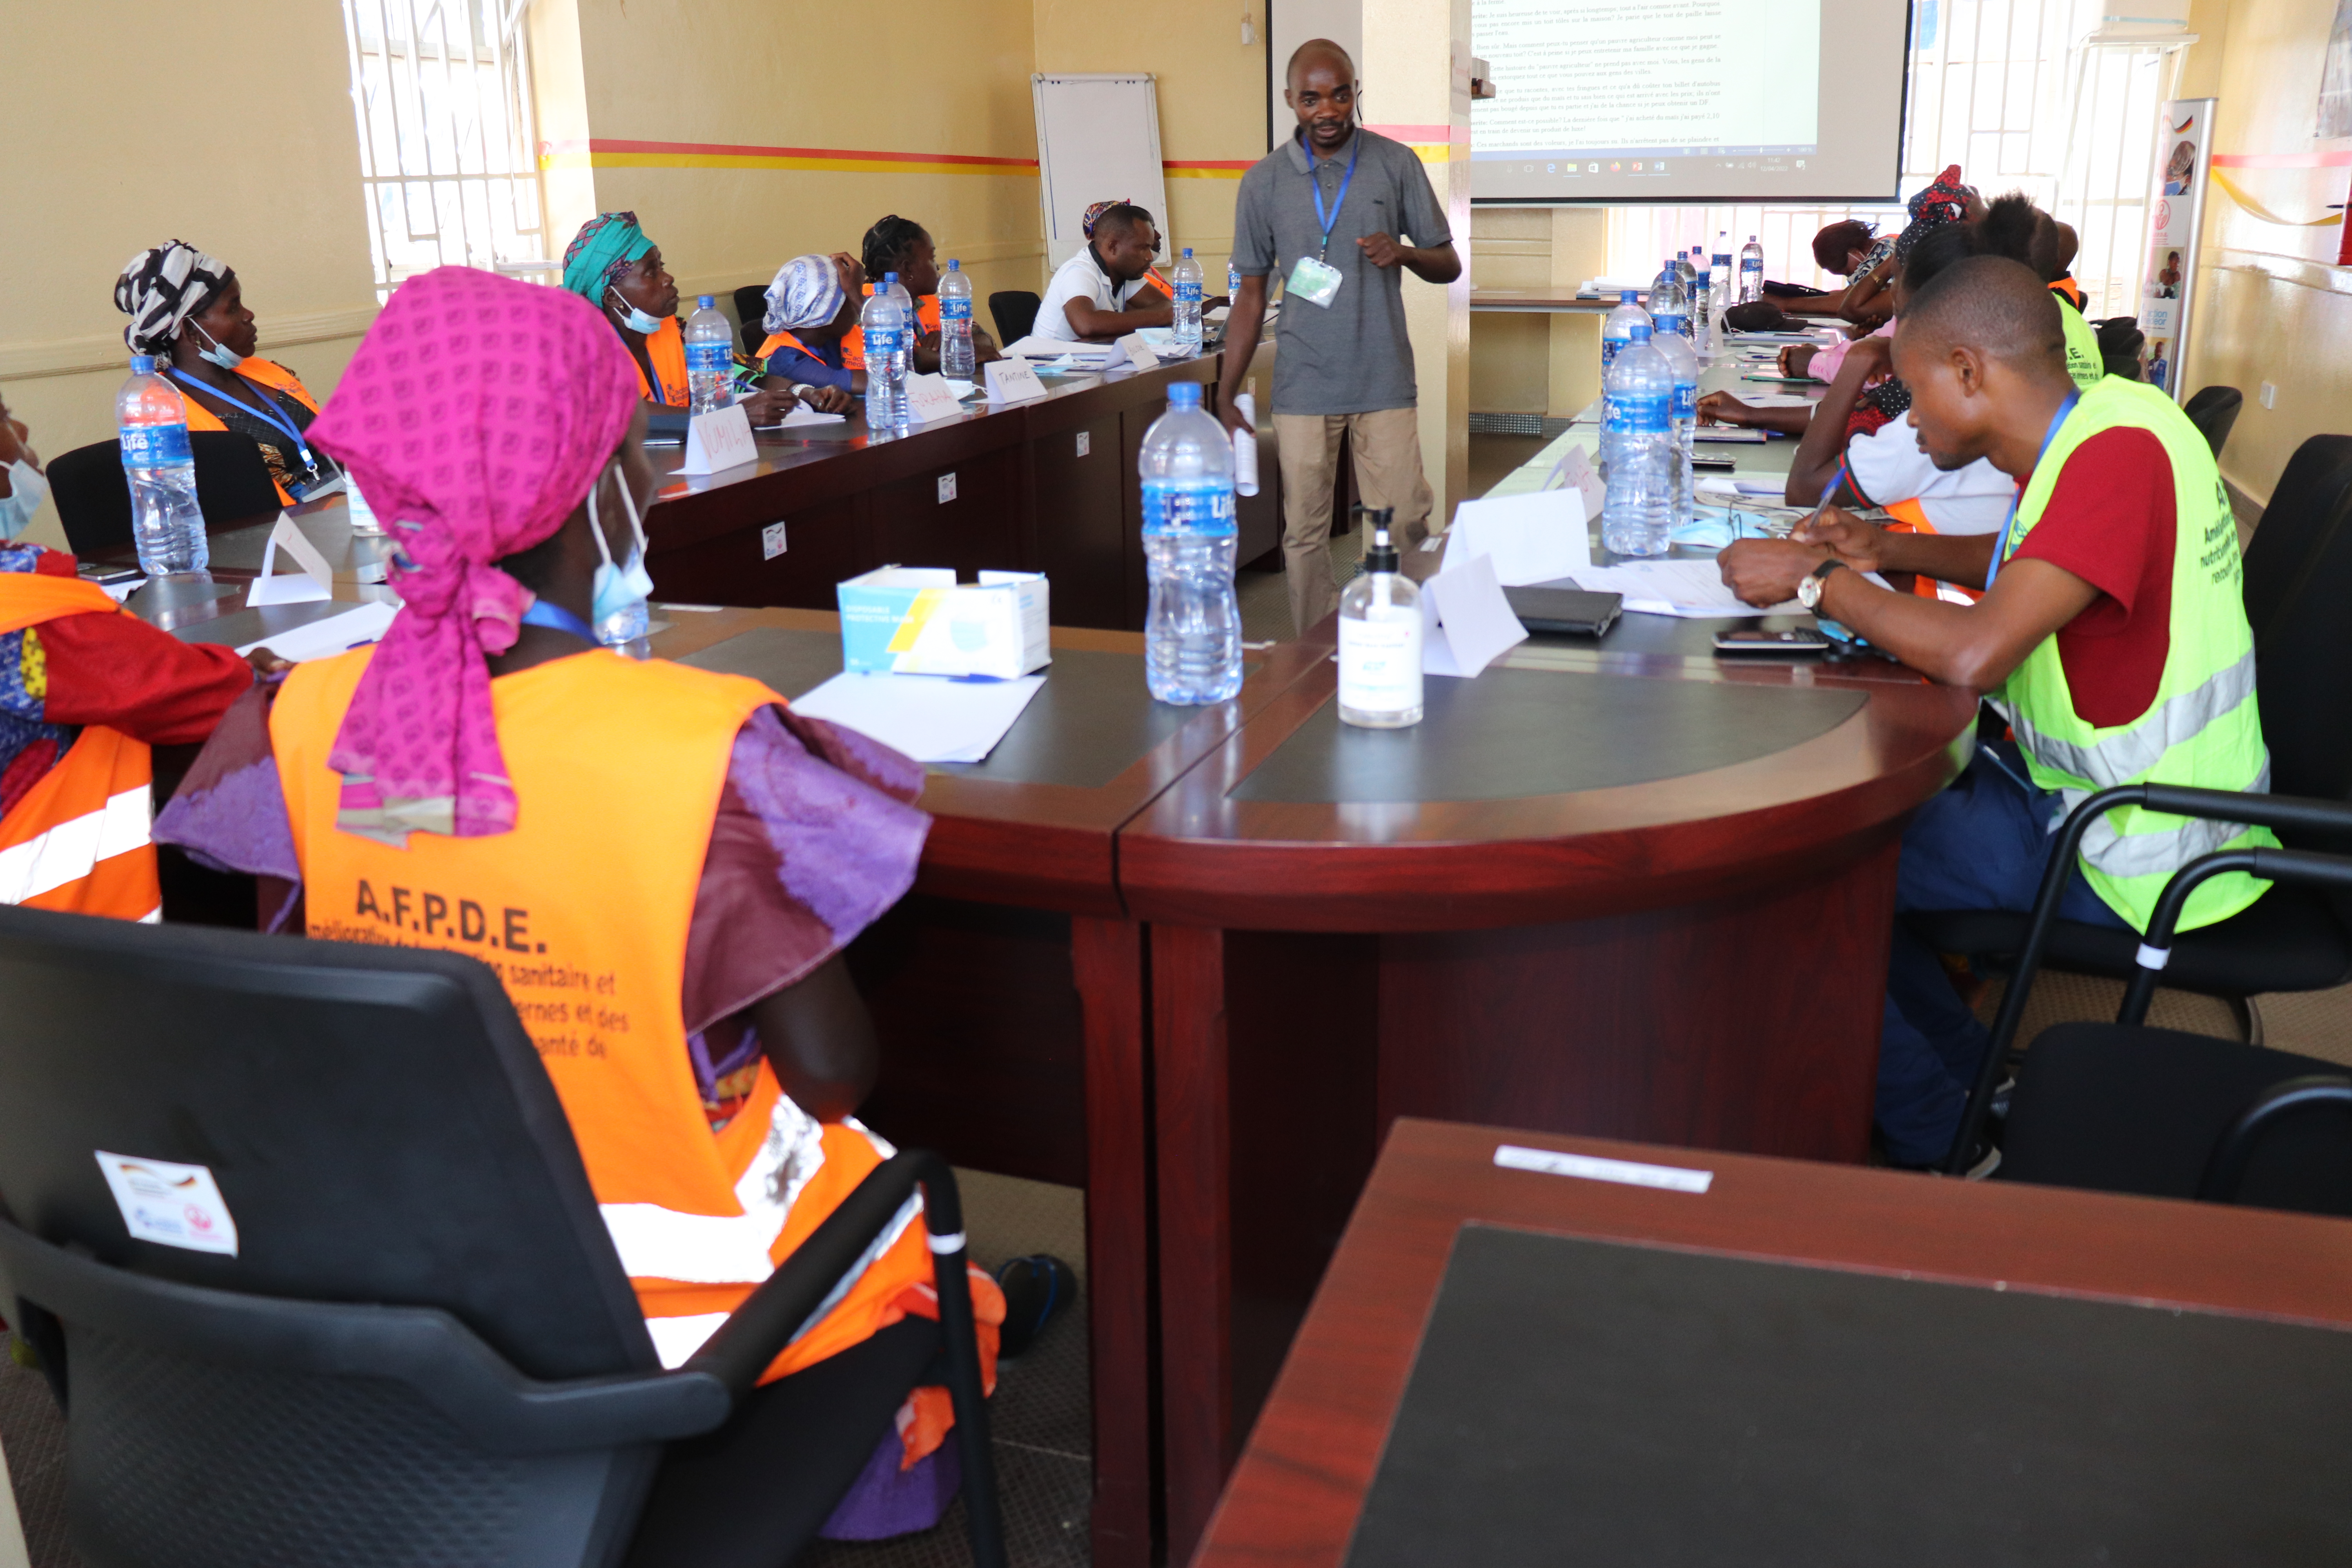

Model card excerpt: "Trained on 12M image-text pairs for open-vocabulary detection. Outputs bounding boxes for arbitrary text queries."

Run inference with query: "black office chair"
[1910,434,2352,1037]
[2092,316,2145,381]
[45,432,281,558]
[989,290,1040,344]
[1943,784,2352,1174]
[733,283,772,356]
[2182,385,2245,459]
[1956,815,2352,1213]
[0,906,1004,1568]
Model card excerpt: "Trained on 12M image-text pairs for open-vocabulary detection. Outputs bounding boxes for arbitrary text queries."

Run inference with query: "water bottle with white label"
[1172,248,1205,352]
[1139,382,1242,704]
[1338,510,1422,728]
[116,355,207,577]
[938,259,976,379]
[684,295,732,414]
[1650,323,1700,529]
[1601,323,1674,558]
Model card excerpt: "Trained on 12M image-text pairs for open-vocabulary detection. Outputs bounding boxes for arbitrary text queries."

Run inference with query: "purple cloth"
[819,1425,962,1541]
[154,683,929,1078]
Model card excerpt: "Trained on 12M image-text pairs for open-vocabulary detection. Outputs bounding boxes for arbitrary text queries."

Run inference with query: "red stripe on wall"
[541,137,1038,169]
[2210,151,2352,169]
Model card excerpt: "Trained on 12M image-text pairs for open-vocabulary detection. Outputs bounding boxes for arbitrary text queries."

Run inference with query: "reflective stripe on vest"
[265,647,940,1379]
[1998,376,2275,931]
[0,575,159,921]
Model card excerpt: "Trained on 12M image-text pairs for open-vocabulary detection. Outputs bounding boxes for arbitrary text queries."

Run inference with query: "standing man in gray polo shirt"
[1218,38,1462,633]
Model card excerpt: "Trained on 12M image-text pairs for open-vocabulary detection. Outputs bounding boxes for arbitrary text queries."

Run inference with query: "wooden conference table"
[1195,1118,2352,1566]
[128,330,1971,1566]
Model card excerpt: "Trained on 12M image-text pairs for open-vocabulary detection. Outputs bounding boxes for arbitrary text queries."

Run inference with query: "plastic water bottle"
[1228,258,1241,299]
[1711,232,1734,302]
[1139,382,1242,704]
[1651,324,1700,530]
[1172,248,1205,352]
[1602,289,1650,372]
[1601,323,1674,558]
[684,295,732,414]
[1740,236,1766,303]
[1676,249,1699,287]
[938,259,976,379]
[862,282,907,428]
[1687,247,1714,353]
[1338,512,1422,728]
[116,354,207,577]
[1649,263,1691,341]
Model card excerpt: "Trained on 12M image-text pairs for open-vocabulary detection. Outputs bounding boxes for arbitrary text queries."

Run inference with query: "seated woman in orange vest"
[155,268,1069,1547]
[0,389,271,921]
[755,254,867,410]
[859,214,1004,374]
[113,241,343,507]
[560,211,800,424]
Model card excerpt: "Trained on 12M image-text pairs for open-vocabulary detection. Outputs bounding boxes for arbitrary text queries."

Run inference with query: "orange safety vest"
[176,359,323,507]
[2049,275,2085,310]
[267,647,989,1418]
[0,575,160,921]
[757,327,864,374]
[631,316,691,408]
[1881,499,1984,603]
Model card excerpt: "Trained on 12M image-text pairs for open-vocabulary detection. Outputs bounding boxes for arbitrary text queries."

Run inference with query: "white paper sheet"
[764,403,846,428]
[1000,335,1120,363]
[1443,490,1591,586]
[1421,553,1529,676]
[235,599,402,659]
[1572,559,1889,618]
[788,671,1046,763]
[245,514,336,606]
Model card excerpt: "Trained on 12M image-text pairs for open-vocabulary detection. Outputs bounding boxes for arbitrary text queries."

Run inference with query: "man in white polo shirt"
[1034,204,1174,344]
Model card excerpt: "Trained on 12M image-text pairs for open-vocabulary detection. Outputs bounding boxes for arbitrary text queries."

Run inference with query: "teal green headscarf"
[561,212,653,301]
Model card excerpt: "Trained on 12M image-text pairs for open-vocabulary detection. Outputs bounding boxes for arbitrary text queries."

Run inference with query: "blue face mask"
[191,322,245,372]
[0,461,48,541]
[604,286,670,336]
[586,461,654,628]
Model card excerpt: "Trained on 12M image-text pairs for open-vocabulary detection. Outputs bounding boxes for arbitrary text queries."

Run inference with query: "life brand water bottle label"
[686,342,730,375]
[1142,479,1238,537]
[1672,383,1697,420]
[120,425,191,467]
[942,297,972,321]
[1602,339,1624,369]
[868,325,903,356]
[1622,391,1670,434]
[1178,281,1203,303]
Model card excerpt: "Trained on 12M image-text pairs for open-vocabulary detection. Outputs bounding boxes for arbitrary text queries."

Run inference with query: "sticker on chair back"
[94,1151,240,1256]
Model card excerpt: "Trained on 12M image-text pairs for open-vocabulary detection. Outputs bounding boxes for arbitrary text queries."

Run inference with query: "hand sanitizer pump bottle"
[1338,506,1425,728]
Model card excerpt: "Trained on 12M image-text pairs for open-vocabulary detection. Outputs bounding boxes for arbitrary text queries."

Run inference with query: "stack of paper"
[788,671,1045,763]
[1000,336,1121,365]
[1572,559,1891,618]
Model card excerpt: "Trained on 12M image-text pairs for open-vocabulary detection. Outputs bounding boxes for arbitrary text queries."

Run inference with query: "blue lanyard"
[1310,133,1362,261]
[519,596,599,644]
[1984,390,2080,591]
[167,368,321,477]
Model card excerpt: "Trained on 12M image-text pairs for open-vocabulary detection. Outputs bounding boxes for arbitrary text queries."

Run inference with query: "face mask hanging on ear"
[604,285,669,336]
[190,322,245,372]
[0,462,49,542]
[585,459,655,642]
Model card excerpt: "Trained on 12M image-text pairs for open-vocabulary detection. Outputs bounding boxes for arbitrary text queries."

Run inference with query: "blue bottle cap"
[1621,290,1637,303]
[1630,322,1653,340]
[885,272,898,284]
[1167,383,1203,408]
[699,294,713,308]
[1183,247,1194,258]
[130,354,155,374]
[947,258,961,270]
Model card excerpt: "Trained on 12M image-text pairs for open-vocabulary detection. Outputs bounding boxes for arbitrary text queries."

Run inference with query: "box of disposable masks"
[836,567,1051,679]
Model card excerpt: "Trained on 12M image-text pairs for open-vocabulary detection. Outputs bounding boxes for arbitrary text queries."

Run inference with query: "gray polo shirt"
[1230,127,1452,415]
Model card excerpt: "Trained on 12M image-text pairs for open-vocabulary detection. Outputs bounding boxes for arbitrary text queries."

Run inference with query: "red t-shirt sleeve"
[2009,425,2176,729]
[38,610,254,746]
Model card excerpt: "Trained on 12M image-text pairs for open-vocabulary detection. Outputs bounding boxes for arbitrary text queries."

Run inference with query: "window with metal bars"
[339,0,552,301]
[1605,0,2186,319]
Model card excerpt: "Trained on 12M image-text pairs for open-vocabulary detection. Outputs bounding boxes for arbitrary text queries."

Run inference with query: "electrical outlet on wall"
[2259,382,2278,410]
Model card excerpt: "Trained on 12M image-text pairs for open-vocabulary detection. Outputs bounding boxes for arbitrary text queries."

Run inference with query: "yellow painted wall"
[544,0,1044,328]
[2180,0,2352,506]
[0,0,377,548]
[1465,205,1606,421]
[1033,0,1269,289]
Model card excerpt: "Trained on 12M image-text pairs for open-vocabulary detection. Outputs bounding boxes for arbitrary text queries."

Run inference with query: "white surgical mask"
[191,322,246,372]
[0,461,48,541]
[604,286,670,336]
[585,460,654,632]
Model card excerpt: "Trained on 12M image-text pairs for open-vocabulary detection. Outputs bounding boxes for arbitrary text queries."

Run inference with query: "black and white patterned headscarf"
[114,241,230,355]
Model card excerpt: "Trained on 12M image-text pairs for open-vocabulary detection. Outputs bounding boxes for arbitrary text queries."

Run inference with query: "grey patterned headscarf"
[114,241,231,355]
[763,254,847,335]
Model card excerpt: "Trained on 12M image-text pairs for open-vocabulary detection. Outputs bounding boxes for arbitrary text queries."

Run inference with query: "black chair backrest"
[0,904,653,1384]
[2182,384,2244,459]
[732,283,771,356]
[990,290,1041,343]
[2245,437,2352,842]
[46,433,283,557]
[2244,435,2352,641]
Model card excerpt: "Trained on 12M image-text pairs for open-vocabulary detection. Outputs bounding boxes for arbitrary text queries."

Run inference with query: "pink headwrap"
[306,266,639,843]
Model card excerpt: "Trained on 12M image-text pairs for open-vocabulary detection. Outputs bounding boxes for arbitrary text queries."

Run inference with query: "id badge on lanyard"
[1290,135,1362,310]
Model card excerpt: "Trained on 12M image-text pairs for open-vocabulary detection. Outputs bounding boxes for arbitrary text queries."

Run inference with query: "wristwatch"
[1796,558,1847,612]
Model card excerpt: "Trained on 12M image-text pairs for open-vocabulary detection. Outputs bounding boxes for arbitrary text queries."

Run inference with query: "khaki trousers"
[1272,407,1436,633]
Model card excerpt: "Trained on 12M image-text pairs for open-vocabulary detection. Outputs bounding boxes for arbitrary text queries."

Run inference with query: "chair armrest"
[686,1149,967,1397]
[2114,846,2352,1022]
[0,1215,732,1455]
[2197,1074,2352,1203]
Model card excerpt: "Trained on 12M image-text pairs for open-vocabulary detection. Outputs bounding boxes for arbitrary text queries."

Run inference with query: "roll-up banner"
[2141,98,2213,402]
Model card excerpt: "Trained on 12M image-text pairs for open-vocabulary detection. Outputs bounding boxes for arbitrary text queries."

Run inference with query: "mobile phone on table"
[1714,628,1831,653]
[1691,455,1737,472]
[75,562,143,587]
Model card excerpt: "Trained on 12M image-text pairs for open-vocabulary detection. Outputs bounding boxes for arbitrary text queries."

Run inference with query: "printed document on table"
[789,671,1046,763]
[235,599,402,660]
[1572,560,1890,618]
